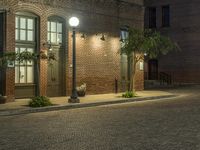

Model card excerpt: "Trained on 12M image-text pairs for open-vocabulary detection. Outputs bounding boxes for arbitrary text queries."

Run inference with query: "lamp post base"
[68,98,80,103]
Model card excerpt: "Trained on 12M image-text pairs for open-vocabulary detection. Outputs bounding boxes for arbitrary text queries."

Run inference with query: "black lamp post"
[68,17,80,103]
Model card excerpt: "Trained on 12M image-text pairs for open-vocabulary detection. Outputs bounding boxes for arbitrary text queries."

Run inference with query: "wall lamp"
[100,34,105,41]
[81,33,86,39]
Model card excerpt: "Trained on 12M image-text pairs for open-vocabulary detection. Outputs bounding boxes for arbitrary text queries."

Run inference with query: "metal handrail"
[159,72,172,85]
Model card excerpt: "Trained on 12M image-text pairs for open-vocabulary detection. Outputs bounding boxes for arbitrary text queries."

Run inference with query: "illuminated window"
[15,13,37,84]
[48,21,63,44]
[15,47,34,83]
[15,16,35,41]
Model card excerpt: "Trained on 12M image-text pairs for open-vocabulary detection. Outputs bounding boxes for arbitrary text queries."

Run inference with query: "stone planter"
[76,83,86,97]
[0,96,7,104]
[77,90,86,97]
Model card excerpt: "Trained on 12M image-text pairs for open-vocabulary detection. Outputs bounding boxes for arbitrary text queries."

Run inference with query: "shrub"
[122,91,136,98]
[29,96,52,107]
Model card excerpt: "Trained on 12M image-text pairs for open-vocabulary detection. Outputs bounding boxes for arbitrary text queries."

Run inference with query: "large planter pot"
[0,96,7,104]
[76,83,86,97]
[77,90,86,97]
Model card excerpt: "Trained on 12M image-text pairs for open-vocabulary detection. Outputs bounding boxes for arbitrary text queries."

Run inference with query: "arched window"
[47,17,64,44]
[15,12,38,84]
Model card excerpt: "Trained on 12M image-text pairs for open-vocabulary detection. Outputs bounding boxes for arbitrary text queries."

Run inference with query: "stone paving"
[0,86,200,150]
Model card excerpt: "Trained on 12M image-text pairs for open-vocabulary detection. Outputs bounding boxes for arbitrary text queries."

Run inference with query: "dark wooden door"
[148,59,158,80]
[47,45,65,97]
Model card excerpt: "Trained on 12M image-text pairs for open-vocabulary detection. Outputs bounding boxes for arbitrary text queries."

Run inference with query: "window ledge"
[15,83,36,87]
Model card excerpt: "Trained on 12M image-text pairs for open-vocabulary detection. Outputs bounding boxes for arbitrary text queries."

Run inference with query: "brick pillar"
[5,12,15,102]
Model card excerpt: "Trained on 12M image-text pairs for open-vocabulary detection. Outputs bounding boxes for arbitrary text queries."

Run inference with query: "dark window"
[162,5,170,27]
[149,7,156,28]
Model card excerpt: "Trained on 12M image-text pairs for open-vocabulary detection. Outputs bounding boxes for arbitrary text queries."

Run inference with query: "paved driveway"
[0,86,200,150]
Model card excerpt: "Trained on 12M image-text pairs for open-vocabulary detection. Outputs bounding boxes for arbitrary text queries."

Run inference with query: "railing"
[159,72,172,85]
[144,72,148,80]
[144,72,158,80]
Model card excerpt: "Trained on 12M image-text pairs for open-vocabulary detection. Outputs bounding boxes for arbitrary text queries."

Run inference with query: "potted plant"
[76,83,86,97]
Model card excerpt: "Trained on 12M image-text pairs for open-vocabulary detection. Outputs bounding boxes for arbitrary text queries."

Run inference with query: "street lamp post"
[68,17,80,103]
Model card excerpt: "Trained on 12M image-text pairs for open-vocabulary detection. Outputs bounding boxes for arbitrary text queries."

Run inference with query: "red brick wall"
[135,60,144,91]
[145,0,200,84]
[5,12,15,102]
[67,32,121,94]
[2,0,144,102]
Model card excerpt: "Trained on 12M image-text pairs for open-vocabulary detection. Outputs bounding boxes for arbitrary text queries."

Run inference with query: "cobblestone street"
[1,86,200,150]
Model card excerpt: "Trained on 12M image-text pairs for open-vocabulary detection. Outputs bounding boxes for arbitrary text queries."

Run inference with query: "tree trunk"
[131,53,137,92]
[132,61,136,92]
[127,55,131,91]
[128,52,136,92]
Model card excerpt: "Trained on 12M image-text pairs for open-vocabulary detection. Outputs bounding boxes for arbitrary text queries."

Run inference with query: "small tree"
[121,28,180,91]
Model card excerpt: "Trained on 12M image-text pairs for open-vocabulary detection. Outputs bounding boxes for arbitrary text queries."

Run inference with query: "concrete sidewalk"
[0,90,177,116]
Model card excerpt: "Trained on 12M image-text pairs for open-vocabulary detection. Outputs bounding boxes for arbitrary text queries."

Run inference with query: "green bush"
[29,96,52,107]
[122,91,136,98]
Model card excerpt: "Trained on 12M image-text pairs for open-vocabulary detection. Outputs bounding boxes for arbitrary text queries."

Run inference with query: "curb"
[0,94,177,116]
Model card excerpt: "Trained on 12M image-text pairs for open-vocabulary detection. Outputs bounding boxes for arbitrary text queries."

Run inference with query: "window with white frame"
[15,14,36,84]
[15,47,34,83]
[15,16,35,41]
[47,21,63,44]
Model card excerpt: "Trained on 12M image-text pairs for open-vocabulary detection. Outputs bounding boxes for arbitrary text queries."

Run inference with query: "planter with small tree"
[120,28,180,92]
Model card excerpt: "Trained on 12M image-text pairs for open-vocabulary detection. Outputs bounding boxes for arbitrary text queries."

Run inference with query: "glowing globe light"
[69,17,79,27]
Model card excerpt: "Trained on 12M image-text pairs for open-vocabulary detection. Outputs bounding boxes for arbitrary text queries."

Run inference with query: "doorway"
[148,59,158,80]
[47,45,65,97]
[47,18,66,97]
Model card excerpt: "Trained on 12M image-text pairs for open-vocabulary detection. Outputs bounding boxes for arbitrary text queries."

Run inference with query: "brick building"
[0,0,144,102]
[144,0,200,85]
